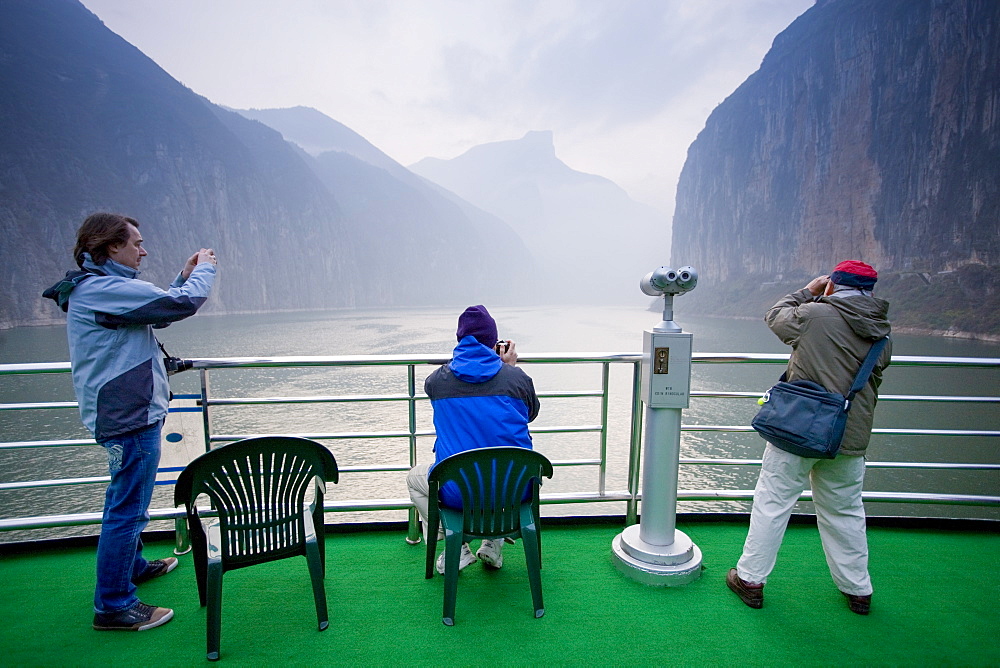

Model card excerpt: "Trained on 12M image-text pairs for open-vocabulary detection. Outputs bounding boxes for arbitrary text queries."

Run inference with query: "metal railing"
[1,353,998,539]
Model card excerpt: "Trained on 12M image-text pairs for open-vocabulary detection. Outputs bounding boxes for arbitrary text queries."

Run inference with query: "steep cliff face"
[0,1,362,326]
[671,0,999,284]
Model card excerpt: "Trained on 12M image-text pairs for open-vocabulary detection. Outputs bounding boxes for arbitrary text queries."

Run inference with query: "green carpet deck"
[1,520,998,666]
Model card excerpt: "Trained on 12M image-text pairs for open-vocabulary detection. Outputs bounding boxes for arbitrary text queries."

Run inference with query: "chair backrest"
[175,436,339,568]
[428,447,553,538]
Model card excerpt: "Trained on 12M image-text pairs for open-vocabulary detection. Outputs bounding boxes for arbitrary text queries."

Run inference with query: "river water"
[1,301,997,541]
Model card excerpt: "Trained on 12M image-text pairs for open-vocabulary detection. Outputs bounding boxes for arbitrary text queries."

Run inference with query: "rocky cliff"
[671,0,999,293]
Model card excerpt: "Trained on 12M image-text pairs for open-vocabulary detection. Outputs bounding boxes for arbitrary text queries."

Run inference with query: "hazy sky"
[79,0,812,217]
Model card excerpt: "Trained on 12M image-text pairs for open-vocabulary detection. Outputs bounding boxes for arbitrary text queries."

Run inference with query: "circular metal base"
[611,525,703,586]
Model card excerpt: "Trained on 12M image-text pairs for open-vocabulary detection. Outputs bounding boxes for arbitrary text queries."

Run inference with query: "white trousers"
[406,463,432,528]
[736,443,872,596]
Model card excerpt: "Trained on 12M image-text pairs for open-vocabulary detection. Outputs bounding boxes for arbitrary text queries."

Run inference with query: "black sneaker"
[133,557,178,585]
[93,601,174,631]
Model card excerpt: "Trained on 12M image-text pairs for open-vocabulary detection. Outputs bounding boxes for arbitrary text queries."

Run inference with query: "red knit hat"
[831,260,877,289]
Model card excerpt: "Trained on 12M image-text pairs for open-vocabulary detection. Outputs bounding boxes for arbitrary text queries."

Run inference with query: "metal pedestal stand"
[612,267,703,586]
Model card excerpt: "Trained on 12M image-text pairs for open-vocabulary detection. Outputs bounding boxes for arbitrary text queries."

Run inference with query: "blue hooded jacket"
[43,254,215,441]
[424,336,540,507]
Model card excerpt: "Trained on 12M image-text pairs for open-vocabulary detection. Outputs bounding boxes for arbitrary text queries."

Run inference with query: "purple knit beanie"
[456,305,498,348]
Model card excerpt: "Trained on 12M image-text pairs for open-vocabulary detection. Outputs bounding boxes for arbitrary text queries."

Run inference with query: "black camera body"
[494,340,509,355]
[163,356,192,375]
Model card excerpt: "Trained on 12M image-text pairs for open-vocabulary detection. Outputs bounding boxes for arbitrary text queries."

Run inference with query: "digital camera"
[163,356,192,375]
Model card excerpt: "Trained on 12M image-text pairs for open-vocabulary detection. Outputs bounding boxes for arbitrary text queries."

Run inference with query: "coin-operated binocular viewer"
[612,266,703,585]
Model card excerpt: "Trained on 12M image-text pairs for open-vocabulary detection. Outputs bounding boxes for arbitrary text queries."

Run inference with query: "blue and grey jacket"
[43,254,215,442]
[425,336,540,507]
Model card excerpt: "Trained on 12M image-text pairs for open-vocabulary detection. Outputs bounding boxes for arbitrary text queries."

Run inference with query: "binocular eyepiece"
[640,266,698,297]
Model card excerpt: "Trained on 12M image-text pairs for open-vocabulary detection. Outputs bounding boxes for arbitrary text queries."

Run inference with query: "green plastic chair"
[174,436,339,661]
[424,446,554,626]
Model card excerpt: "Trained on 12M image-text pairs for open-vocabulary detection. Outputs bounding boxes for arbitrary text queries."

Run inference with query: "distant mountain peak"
[455,130,557,165]
[519,129,554,148]
[233,105,403,174]
[410,130,570,184]
[234,106,366,155]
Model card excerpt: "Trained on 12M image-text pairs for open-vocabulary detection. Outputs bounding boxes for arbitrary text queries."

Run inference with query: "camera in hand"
[163,356,192,375]
[494,340,509,354]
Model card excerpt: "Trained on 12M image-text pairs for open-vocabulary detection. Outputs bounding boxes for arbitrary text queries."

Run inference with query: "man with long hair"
[44,213,217,631]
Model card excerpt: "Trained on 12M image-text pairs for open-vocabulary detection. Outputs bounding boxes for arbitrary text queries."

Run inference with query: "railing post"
[173,516,190,555]
[173,367,212,552]
[199,368,212,453]
[626,360,643,525]
[599,362,610,495]
[405,364,421,544]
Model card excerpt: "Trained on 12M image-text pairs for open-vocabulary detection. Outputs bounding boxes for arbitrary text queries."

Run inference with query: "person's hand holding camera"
[495,339,518,366]
[181,248,218,279]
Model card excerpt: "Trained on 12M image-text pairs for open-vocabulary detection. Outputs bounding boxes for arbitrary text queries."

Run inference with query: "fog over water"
[1,305,997,542]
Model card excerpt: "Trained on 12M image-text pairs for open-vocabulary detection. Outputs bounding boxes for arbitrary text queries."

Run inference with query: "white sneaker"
[476,539,504,570]
[436,542,478,575]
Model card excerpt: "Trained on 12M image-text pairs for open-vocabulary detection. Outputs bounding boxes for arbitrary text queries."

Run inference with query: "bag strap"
[846,336,889,401]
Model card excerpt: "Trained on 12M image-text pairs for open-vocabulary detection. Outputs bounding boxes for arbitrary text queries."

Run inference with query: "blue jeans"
[94,422,161,614]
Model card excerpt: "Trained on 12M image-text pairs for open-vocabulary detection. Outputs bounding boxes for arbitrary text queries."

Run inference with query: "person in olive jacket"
[727,261,891,615]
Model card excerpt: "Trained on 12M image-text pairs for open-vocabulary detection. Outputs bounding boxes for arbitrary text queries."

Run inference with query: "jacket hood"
[821,292,891,340]
[42,270,95,312]
[42,255,137,312]
[449,335,503,383]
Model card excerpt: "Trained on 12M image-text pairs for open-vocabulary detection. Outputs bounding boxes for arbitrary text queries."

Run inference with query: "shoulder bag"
[751,337,888,458]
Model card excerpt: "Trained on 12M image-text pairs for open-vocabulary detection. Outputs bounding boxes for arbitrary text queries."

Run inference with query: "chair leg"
[424,516,440,579]
[305,536,330,631]
[313,498,327,578]
[442,529,463,626]
[206,562,223,661]
[192,528,209,607]
[520,507,544,618]
[532,496,543,569]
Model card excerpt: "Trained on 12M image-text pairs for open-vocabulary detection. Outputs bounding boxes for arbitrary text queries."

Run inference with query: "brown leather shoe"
[727,568,764,609]
[843,592,871,615]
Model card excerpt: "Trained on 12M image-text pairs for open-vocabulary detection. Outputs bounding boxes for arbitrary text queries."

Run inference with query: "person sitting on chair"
[407,305,540,573]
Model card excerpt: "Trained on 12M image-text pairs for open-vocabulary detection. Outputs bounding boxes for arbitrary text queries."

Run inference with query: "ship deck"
[2,516,998,666]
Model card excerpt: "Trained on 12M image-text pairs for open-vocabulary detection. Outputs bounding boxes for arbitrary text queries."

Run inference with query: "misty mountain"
[670,0,1000,334]
[235,106,406,176]
[232,106,534,294]
[0,0,535,329]
[410,131,669,302]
